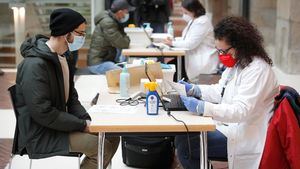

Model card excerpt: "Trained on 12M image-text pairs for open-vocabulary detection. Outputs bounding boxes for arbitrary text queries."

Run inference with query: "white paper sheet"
[88,105,137,114]
[166,80,187,96]
[170,47,189,51]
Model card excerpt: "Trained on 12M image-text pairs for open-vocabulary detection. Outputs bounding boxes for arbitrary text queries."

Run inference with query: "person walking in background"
[15,8,119,169]
[87,0,135,74]
[163,0,219,82]
[130,0,171,33]
[176,16,279,169]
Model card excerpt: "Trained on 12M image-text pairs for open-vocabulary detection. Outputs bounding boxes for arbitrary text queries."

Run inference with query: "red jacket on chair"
[260,86,300,169]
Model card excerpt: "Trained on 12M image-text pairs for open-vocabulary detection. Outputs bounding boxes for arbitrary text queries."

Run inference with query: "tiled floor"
[0,69,16,109]
[0,68,228,169]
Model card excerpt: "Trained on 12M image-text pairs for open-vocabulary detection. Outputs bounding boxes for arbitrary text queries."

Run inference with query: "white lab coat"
[172,15,219,80]
[199,58,279,169]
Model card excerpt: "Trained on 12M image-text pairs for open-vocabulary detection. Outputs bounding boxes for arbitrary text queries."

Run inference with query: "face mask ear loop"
[65,33,72,44]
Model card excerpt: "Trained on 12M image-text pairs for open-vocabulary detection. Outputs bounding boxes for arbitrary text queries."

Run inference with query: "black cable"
[168,112,192,160]
[145,62,192,159]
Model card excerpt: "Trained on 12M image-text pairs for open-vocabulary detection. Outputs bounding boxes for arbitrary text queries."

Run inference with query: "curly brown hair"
[214,16,273,68]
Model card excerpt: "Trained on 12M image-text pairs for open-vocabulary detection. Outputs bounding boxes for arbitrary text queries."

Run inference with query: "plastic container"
[167,21,174,38]
[120,65,130,97]
[143,23,153,36]
[124,27,153,48]
[144,82,159,115]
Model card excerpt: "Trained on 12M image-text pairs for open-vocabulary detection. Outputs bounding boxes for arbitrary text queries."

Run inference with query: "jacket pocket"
[234,153,260,169]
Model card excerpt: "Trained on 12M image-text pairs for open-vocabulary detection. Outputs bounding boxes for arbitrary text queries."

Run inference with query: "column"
[91,0,105,33]
[275,0,300,74]
[10,3,25,66]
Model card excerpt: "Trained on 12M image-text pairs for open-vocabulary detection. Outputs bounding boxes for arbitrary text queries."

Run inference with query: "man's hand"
[84,120,91,133]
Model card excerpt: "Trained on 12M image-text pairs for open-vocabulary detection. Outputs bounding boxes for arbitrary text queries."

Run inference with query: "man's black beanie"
[50,8,86,36]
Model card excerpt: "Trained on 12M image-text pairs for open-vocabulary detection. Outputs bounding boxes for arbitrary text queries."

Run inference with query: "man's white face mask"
[66,32,85,51]
[119,13,129,23]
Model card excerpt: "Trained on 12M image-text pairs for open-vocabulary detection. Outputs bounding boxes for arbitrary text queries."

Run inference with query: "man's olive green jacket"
[87,11,130,66]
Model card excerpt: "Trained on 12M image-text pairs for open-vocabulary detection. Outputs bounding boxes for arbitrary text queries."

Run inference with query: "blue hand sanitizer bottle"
[144,82,159,115]
[120,64,130,97]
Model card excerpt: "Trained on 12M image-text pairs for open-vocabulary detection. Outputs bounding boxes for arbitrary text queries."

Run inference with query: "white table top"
[122,47,185,57]
[75,75,215,133]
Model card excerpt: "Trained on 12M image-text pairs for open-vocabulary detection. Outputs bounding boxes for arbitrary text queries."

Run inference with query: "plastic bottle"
[167,21,174,38]
[143,23,153,36]
[144,82,159,115]
[120,64,130,97]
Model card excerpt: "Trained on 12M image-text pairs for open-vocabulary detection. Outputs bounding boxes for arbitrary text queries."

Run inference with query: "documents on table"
[165,80,187,96]
[88,105,137,114]
[170,47,189,51]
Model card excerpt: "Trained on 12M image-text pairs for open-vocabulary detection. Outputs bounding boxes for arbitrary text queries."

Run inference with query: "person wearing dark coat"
[15,8,119,169]
[130,0,171,33]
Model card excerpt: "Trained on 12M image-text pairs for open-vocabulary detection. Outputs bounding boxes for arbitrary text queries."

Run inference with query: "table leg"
[200,131,208,169]
[98,132,105,169]
[177,55,182,81]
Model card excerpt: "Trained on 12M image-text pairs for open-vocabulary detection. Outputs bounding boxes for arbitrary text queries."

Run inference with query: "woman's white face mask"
[66,33,85,51]
[182,14,193,22]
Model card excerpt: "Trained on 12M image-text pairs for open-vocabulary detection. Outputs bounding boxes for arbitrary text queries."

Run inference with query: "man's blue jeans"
[88,61,121,74]
[175,130,227,169]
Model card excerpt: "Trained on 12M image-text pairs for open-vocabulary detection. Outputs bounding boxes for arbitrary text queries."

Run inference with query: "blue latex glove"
[180,95,205,115]
[178,80,193,93]
[178,80,202,98]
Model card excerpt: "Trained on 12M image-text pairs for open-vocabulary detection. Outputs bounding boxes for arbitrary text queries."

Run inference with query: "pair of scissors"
[116,98,139,106]
[116,97,146,106]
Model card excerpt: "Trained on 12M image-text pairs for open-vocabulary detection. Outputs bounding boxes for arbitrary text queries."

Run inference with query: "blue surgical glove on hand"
[178,80,193,93]
[180,95,205,115]
[178,80,202,98]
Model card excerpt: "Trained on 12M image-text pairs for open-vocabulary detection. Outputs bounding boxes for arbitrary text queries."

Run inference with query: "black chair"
[7,85,82,169]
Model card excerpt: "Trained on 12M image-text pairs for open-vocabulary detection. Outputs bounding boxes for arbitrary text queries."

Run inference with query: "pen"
[90,93,99,106]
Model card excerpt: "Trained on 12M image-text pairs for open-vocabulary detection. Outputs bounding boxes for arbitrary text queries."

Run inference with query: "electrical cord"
[168,112,192,160]
[145,62,192,159]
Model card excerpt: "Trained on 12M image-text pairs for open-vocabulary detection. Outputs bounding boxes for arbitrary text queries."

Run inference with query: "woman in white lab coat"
[176,16,279,169]
[163,0,219,82]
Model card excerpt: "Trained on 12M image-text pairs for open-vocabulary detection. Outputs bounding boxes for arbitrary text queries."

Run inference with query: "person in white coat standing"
[163,0,219,82]
[175,16,279,169]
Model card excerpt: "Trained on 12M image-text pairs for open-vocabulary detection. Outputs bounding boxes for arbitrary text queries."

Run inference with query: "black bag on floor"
[122,136,174,169]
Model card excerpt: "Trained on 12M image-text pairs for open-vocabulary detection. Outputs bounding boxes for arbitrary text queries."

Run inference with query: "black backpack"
[122,136,174,169]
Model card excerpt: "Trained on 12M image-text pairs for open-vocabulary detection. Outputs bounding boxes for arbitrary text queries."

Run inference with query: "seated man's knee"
[88,61,121,74]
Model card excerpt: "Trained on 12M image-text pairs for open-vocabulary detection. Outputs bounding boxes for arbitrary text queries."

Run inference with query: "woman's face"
[215,39,236,58]
[181,7,194,18]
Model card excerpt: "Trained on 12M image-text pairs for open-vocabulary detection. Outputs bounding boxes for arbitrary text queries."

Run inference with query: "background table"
[122,48,185,81]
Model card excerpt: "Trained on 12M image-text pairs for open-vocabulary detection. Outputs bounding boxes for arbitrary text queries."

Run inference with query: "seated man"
[87,0,135,74]
[15,8,119,169]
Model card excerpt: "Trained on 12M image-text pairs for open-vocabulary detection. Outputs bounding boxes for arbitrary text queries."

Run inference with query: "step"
[0,53,15,58]
[0,63,16,68]
[0,47,15,53]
